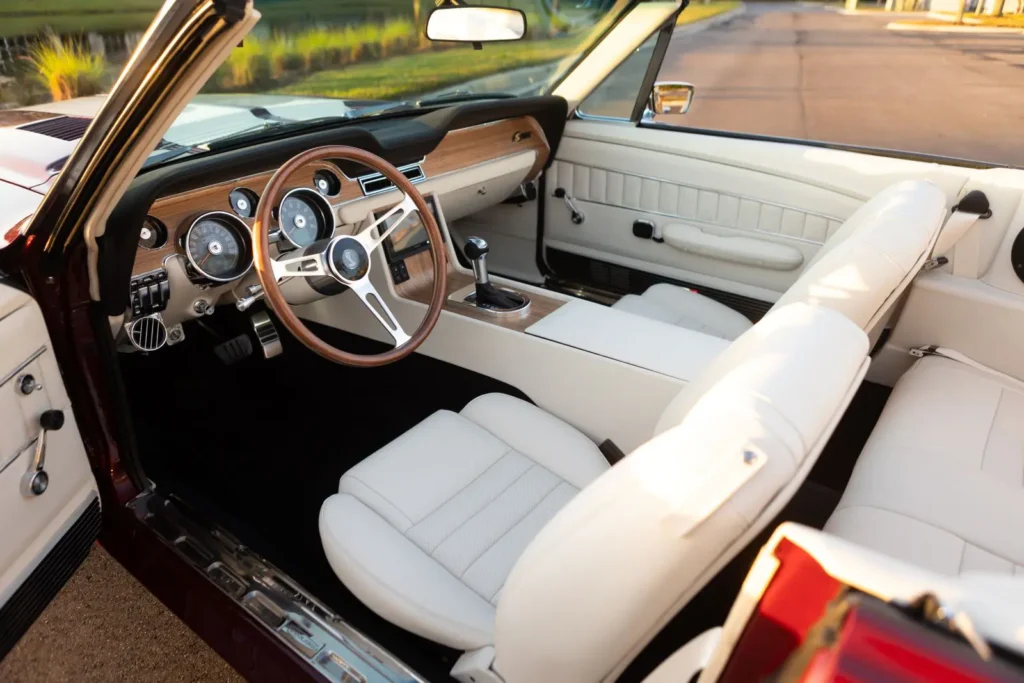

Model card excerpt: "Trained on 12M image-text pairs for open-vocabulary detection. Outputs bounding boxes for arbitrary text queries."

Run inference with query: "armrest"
[662,223,804,271]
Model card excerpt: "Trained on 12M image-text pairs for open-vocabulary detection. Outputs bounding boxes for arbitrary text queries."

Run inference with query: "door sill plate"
[128,490,426,683]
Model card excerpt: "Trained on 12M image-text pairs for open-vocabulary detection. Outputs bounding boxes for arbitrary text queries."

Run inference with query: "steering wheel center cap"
[329,237,370,281]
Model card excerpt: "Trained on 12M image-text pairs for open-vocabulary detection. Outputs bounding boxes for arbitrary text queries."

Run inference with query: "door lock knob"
[22,409,64,497]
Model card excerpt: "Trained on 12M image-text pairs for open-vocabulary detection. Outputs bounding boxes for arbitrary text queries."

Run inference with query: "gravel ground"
[0,545,242,683]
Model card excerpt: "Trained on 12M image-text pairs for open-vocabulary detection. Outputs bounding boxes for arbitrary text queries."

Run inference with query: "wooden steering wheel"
[253,146,447,367]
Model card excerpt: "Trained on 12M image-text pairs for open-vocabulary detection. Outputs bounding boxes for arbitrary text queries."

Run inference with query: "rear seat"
[825,353,1024,575]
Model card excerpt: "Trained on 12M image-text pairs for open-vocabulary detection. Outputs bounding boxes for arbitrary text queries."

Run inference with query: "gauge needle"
[200,252,212,266]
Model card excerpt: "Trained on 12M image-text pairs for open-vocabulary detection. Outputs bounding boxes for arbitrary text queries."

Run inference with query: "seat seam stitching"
[345,475,413,528]
[834,503,1020,566]
[409,447,515,527]
[460,479,564,582]
[979,388,1001,473]
[421,455,532,554]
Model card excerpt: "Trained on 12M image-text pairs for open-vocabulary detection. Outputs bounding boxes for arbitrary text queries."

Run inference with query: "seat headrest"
[494,303,869,683]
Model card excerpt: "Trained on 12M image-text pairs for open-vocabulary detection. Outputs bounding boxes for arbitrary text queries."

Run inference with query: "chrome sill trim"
[129,491,427,683]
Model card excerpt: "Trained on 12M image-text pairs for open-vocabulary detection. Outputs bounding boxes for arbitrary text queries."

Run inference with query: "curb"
[886,20,1024,33]
[674,3,748,37]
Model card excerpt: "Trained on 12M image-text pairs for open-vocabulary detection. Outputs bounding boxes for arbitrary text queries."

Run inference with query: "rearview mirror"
[426,6,527,43]
[648,81,695,116]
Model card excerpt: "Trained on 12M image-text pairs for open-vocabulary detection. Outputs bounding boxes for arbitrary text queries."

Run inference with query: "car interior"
[6,3,1024,681]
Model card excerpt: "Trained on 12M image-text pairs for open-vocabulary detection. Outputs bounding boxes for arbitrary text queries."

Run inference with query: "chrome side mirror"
[426,6,527,43]
[645,81,695,119]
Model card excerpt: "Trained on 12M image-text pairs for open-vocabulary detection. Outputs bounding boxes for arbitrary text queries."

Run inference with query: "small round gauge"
[184,212,253,282]
[278,189,333,248]
[138,216,167,250]
[229,188,259,218]
[313,169,341,196]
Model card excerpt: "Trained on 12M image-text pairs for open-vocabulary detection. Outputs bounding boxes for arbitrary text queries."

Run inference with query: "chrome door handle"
[21,409,65,497]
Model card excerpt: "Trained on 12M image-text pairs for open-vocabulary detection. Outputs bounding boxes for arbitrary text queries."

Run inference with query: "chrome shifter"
[462,236,529,314]
[465,236,491,286]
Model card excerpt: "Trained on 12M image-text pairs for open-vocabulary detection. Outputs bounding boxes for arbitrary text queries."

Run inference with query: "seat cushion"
[612,284,754,340]
[319,393,608,650]
[826,356,1024,575]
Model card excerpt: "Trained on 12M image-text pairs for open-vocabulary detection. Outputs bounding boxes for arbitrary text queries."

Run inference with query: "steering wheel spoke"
[356,193,418,252]
[350,278,411,347]
[271,249,328,280]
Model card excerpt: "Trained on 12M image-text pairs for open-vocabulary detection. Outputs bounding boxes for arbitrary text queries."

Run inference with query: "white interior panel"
[0,284,98,607]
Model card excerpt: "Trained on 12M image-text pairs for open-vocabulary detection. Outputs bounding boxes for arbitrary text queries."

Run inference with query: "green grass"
[275,37,579,100]
[677,1,741,26]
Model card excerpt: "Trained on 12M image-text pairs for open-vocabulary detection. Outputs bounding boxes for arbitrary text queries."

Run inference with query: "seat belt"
[924,190,991,276]
[910,345,1024,391]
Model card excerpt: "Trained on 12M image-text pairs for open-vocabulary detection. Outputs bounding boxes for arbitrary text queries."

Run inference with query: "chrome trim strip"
[572,107,634,124]
[1,346,47,387]
[552,160,844,226]
[0,439,35,477]
[129,491,428,683]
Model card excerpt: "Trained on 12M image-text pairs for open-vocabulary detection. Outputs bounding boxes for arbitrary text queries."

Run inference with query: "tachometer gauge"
[278,188,334,248]
[184,212,253,282]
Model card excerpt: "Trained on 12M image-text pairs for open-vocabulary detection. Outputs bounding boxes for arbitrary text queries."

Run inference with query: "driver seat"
[320,303,869,680]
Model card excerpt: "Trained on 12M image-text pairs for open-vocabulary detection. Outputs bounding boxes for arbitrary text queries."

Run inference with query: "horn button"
[329,237,370,282]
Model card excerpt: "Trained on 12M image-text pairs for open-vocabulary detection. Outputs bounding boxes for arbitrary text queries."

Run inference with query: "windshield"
[159,0,627,163]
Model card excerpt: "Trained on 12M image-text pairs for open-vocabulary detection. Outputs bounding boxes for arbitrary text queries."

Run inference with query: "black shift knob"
[464,237,489,260]
[40,409,65,432]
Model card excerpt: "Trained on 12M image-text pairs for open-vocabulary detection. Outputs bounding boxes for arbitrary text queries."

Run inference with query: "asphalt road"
[655,3,1024,167]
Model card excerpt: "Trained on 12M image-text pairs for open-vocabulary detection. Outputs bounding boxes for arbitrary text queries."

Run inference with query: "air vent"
[358,164,425,197]
[128,315,168,352]
[18,116,91,141]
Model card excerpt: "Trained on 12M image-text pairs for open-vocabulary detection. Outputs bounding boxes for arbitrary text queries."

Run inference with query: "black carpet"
[119,311,530,682]
[119,309,891,683]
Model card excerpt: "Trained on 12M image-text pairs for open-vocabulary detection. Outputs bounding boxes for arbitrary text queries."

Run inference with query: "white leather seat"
[320,303,870,681]
[826,355,1024,575]
[319,393,609,650]
[612,180,948,339]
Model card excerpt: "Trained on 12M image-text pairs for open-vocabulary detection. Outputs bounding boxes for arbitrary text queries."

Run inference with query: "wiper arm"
[415,91,516,106]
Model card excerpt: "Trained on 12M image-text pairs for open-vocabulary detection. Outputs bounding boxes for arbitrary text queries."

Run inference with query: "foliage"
[24,33,106,101]
[276,37,578,100]
[215,18,419,90]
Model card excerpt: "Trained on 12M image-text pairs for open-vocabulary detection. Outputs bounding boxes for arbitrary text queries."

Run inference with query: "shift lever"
[463,236,527,311]
[465,236,491,286]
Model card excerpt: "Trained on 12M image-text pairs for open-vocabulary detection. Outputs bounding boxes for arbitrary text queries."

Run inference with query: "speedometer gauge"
[184,212,253,282]
[278,188,334,248]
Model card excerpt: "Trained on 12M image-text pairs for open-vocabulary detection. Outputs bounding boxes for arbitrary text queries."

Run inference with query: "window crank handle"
[553,188,585,225]
[21,409,65,497]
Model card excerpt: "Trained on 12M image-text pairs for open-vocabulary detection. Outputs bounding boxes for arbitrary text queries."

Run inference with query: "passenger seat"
[613,180,948,339]
[826,351,1024,575]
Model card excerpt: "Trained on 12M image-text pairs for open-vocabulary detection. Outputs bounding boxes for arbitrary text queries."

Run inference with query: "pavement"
[0,545,241,683]
[655,3,1024,166]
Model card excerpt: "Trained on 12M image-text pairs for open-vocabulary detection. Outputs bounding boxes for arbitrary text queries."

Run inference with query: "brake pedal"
[250,311,282,359]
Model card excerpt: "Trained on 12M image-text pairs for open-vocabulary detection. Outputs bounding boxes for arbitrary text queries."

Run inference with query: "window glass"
[577,34,659,120]
[647,3,1024,166]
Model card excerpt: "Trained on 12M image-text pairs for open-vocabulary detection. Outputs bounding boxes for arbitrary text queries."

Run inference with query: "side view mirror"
[426,6,527,43]
[646,81,695,118]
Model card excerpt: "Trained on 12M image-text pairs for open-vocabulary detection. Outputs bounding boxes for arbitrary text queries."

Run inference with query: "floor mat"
[119,314,531,681]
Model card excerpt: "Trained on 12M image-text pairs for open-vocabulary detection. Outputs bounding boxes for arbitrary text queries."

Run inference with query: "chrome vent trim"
[128,315,167,352]
[357,163,425,197]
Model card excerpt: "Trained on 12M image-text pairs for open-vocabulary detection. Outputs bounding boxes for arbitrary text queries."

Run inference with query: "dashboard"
[113,100,562,351]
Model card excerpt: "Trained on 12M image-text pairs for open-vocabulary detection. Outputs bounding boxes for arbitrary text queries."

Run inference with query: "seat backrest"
[493,303,869,683]
[771,180,947,334]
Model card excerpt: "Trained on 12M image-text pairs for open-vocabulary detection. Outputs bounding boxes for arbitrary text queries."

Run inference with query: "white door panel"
[544,120,974,300]
[0,282,98,648]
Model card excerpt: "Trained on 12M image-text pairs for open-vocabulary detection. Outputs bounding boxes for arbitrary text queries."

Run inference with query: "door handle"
[21,409,65,497]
